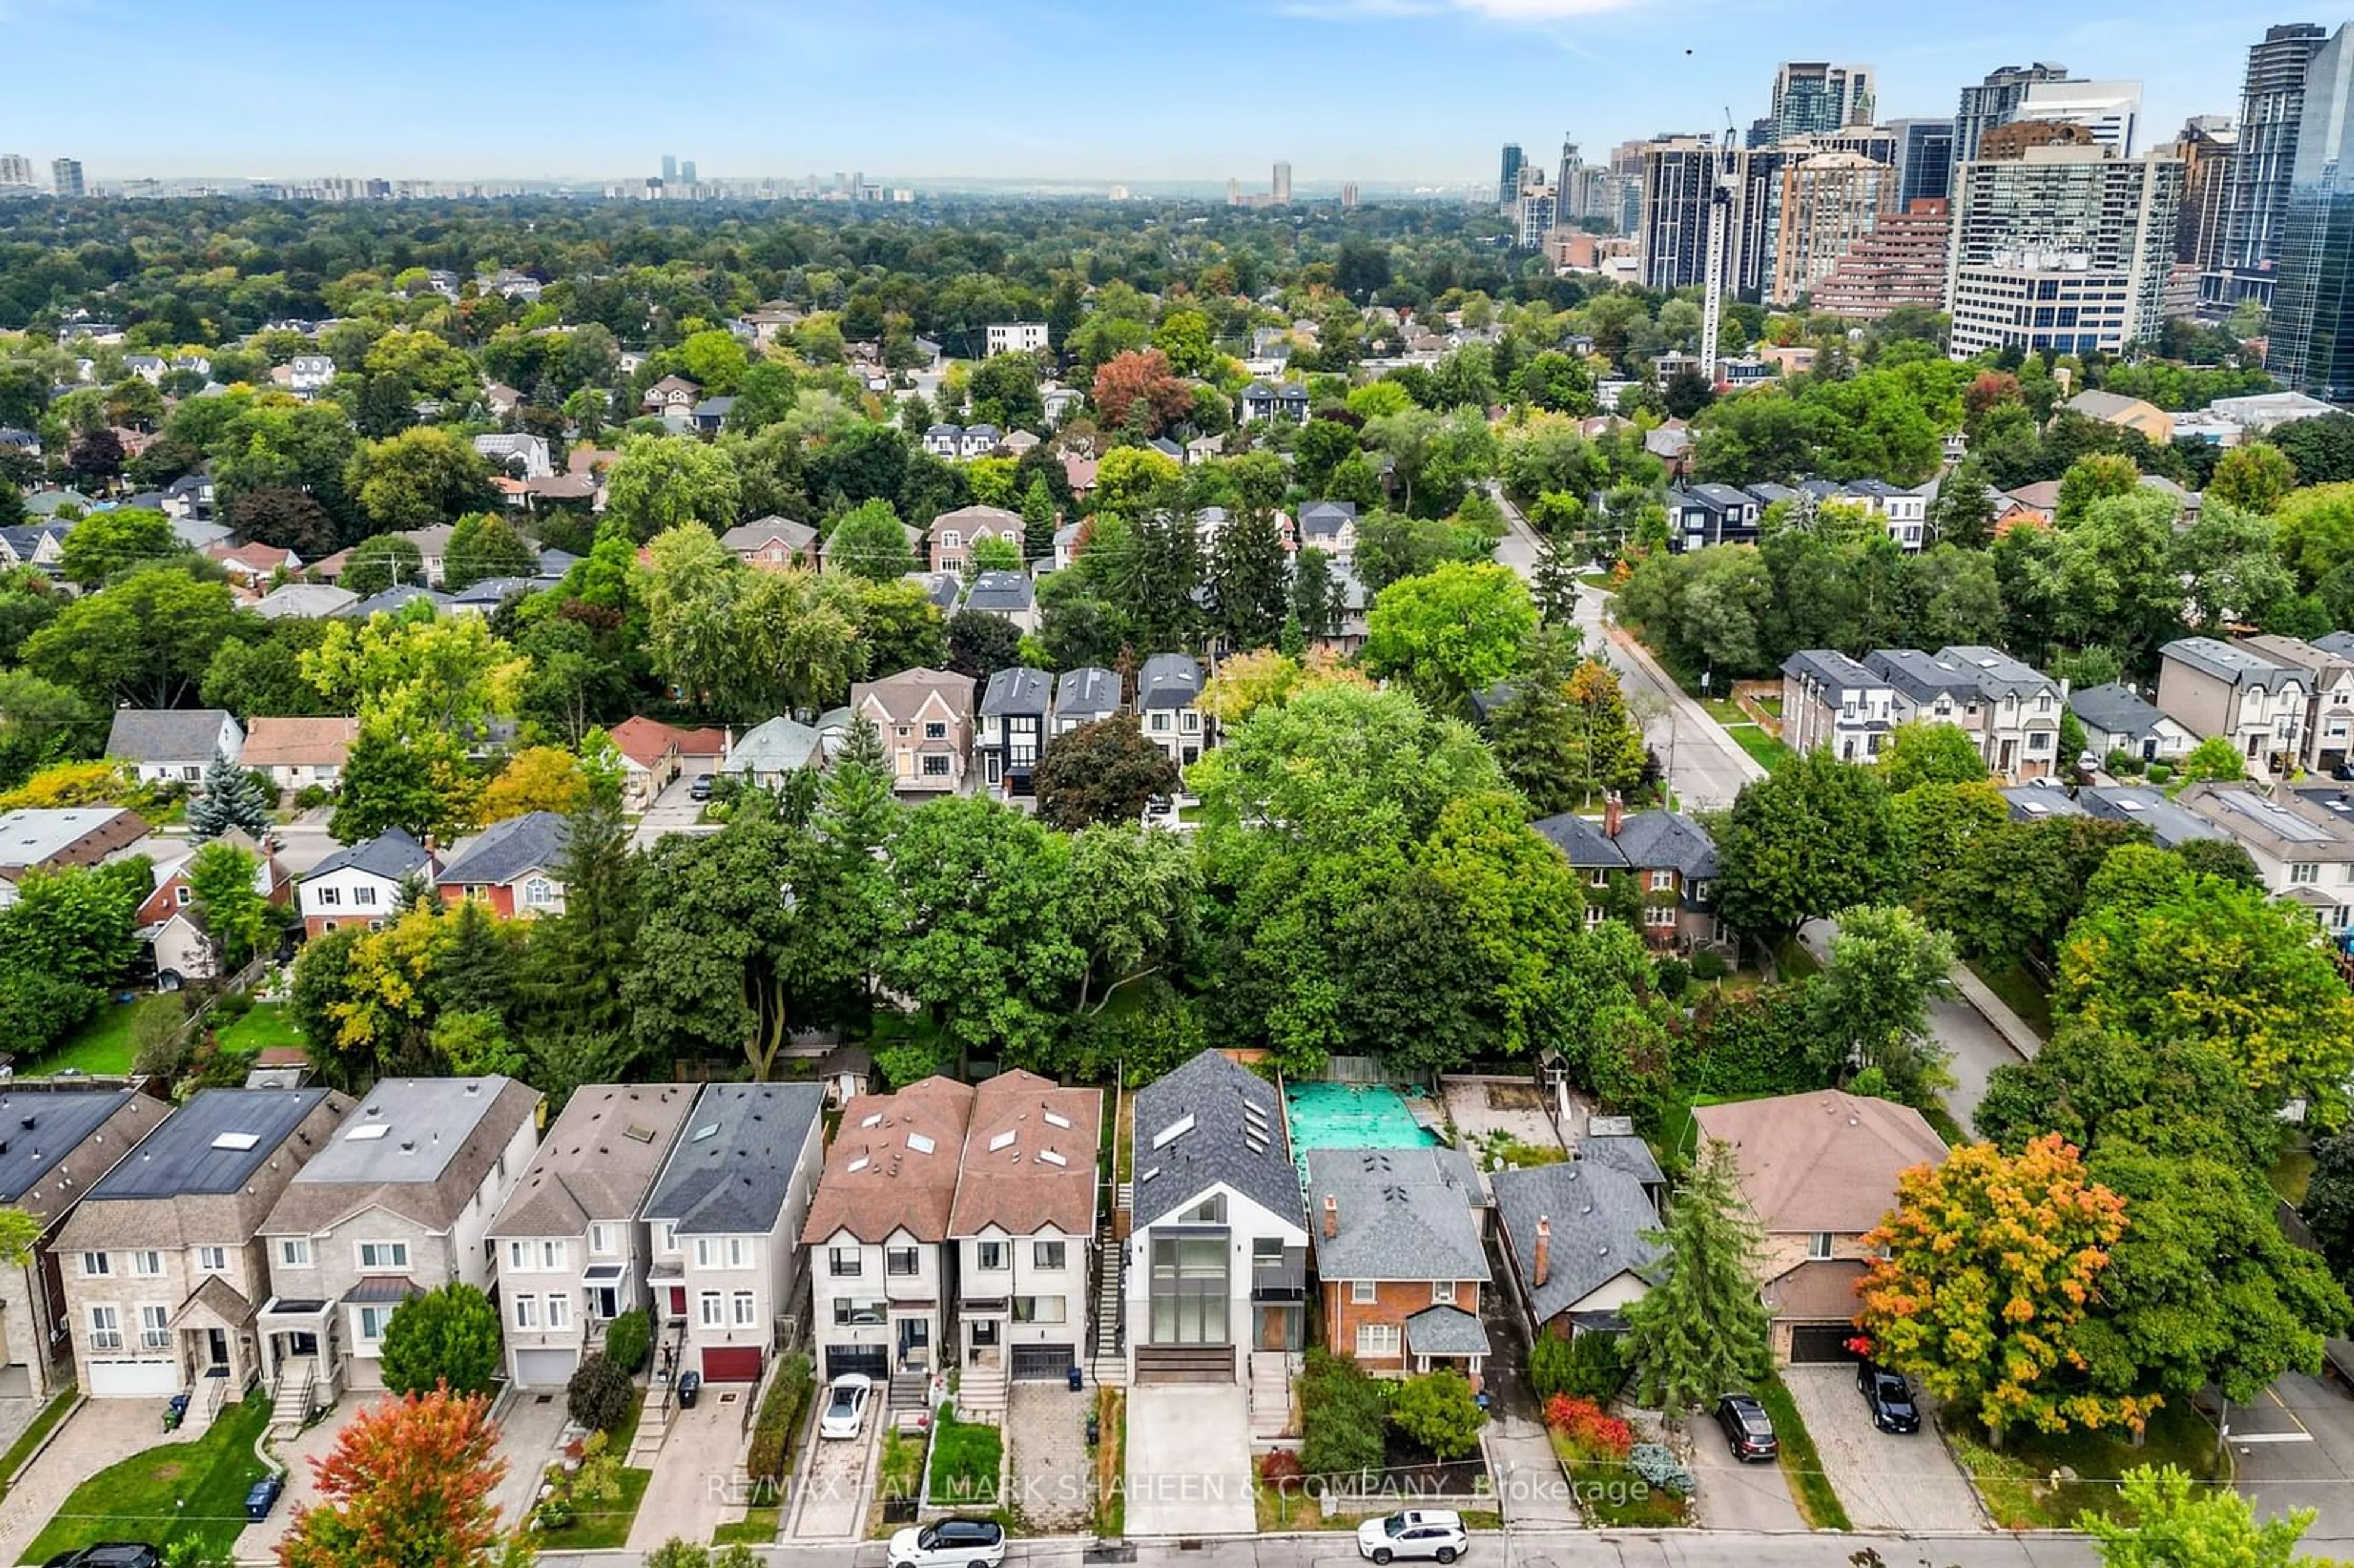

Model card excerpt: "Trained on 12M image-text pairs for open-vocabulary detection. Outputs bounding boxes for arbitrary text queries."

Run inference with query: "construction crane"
[1697,107,1738,385]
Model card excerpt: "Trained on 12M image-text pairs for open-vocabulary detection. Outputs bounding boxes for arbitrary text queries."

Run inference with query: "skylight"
[346,1124,389,1141]
[989,1130,1016,1152]
[860,1113,883,1128]
[1151,1113,1195,1150]
[691,1122,718,1142]
[1043,1110,1072,1130]
[907,1132,936,1155]
[1140,1166,1160,1182]
[1038,1149,1067,1166]
[623,1124,657,1144]
[211,1132,259,1151]
[847,1156,869,1173]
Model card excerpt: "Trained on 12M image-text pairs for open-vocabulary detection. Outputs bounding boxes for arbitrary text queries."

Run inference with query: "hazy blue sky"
[2,0,2306,185]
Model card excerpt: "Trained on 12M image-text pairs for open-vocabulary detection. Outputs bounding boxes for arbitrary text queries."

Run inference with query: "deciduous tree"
[1363,561,1536,714]
[2082,1465,2326,1568]
[276,1387,514,1568]
[1034,718,1179,831]
[1713,752,1905,941]
[379,1282,504,1399]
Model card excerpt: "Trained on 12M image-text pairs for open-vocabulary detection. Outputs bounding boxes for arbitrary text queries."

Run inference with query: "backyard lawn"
[214,1002,302,1053]
[19,994,177,1076]
[20,1393,272,1564]
[1724,723,1795,772]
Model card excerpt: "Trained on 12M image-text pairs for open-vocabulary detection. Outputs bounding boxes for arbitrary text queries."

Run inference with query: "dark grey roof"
[1531,812,1626,869]
[1781,650,1882,698]
[2068,682,2163,739]
[1865,648,1978,702]
[305,828,431,883]
[2314,631,2354,660]
[912,572,961,612]
[0,1089,139,1202]
[1305,1147,1488,1282]
[1578,1136,1664,1187]
[963,571,1035,614]
[537,547,581,575]
[1298,501,1357,539]
[450,576,537,606]
[341,585,453,618]
[88,1089,334,1199]
[1493,1159,1664,1323]
[1612,812,1716,878]
[1999,782,2085,821]
[1054,668,1121,721]
[437,812,570,888]
[2077,786,2225,849]
[1404,1305,1493,1358]
[641,1083,825,1234]
[1746,482,1801,508]
[2162,636,2301,691]
[1132,1050,1303,1230]
[1137,653,1203,710]
[980,667,1053,716]
[1938,645,2057,700]
[105,709,232,763]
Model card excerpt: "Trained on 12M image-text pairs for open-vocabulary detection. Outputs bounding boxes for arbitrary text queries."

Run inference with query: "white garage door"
[87,1358,181,1397]
[514,1348,579,1387]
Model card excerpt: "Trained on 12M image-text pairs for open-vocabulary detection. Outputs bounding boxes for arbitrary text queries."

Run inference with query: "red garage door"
[703,1345,763,1382]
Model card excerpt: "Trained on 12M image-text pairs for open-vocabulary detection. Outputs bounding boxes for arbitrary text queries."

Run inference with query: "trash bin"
[1066,1364,1083,1392]
[1086,1414,1101,1447]
[163,1393,189,1432]
[245,1475,284,1521]
[677,1370,703,1409]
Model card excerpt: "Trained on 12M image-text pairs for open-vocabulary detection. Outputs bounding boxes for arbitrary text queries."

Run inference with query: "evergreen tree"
[1531,533,1580,627]
[1019,476,1057,563]
[1290,547,1341,641]
[524,791,641,1039]
[186,744,272,842]
[434,898,520,1024]
[1622,1137,1774,1417]
[1207,507,1289,652]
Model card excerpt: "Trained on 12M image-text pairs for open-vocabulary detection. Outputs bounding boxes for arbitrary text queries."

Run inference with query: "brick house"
[55,1088,351,1401]
[434,812,571,920]
[1305,1147,1490,1386]
[1693,1090,1945,1362]
[1533,796,1727,951]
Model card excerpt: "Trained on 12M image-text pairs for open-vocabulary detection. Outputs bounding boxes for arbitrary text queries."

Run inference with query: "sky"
[1,0,2310,186]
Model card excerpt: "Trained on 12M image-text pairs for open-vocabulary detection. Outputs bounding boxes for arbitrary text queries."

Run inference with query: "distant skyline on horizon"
[6,0,2331,186]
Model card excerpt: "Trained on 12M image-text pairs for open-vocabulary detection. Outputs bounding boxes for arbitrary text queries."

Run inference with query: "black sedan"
[1857,1361,1921,1434]
[1714,1393,1778,1461]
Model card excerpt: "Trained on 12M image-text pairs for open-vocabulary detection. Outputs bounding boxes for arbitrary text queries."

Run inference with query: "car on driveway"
[820,1372,872,1439]
[1715,1393,1778,1461]
[689,773,714,802]
[42,1547,161,1568]
[888,1516,1006,1568]
[1857,1361,1921,1434]
[1357,1507,1469,1563]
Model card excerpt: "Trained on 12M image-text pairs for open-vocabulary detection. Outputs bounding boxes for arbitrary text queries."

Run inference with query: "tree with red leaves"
[1091,349,1194,438]
[278,1387,524,1568]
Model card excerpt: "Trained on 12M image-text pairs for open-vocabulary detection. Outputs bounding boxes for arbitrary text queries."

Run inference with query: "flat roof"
[0,1089,137,1201]
[88,1089,335,1200]
[293,1078,516,1187]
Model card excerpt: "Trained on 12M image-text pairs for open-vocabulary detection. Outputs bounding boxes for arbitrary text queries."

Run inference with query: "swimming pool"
[1283,1081,1444,1173]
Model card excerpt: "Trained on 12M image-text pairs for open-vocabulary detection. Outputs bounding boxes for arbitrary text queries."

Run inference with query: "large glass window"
[1148,1234,1228,1345]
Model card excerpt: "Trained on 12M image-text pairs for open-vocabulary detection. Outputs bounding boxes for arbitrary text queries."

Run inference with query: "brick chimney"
[1534,1215,1552,1288]
[1604,791,1624,838]
[1323,1193,1338,1241]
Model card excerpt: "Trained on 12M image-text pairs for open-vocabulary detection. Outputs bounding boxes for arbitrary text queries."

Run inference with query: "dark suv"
[43,1546,162,1568]
[1715,1393,1778,1461]
[1857,1361,1921,1434]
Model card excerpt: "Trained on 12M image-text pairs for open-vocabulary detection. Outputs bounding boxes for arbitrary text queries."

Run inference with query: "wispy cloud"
[1280,0,1657,18]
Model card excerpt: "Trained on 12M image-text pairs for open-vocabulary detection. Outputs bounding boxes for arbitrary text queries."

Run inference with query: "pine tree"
[817,714,899,856]
[1020,476,1057,564]
[523,794,640,1040]
[1532,533,1580,627]
[186,744,272,842]
[1621,1137,1774,1418]
[1290,547,1341,641]
[1208,506,1290,652]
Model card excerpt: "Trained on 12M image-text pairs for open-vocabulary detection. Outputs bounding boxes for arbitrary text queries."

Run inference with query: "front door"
[897,1317,929,1367]
[206,1328,229,1369]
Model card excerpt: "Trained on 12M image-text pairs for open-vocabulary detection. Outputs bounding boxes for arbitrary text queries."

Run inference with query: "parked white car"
[886,1517,1006,1568]
[1357,1508,1469,1564]
[818,1373,871,1439]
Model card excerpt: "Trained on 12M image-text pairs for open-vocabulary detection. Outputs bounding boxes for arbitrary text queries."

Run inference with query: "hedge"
[745,1353,813,1483]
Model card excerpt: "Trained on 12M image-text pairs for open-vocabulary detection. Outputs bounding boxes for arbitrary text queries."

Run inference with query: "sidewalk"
[1946,964,2044,1059]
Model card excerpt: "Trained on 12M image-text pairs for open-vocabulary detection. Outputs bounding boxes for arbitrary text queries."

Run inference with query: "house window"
[1012,1296,1065,1323]
[695,1238,717,1268]
[278,1238,311,1268]
[732,1291,757,1326]
[524,878,557,908]
[660,1224,679,1252]
[2292,862,2322,885]
[79,1252,108,1277]
[1588,870,1609,889]
[1690,880,1712,904]
[829,1247,862,1277]
[1649,869,1673,892]
[1149,712,1170,733]
[886,1247,920,1276]
[506,1241,534,1273]
[182,766,201,782]
[1431,1280,1455,1305]
[314,887,341,907]
[357,1241,408,1271]
[942,531,962,552]
[175,886,191,907]
[834,1298,886,1326]
[588,1225,614,1257]
[1034,1241,1065,1270]
[924,721,947,741]
[514,1295,541,1330]
[197,1247,226,1274]
[357,1305,394,1345]
[140,1305,170,1349]
[698,1292,723,1328]
[1181,712,1200,733]
[1807,1233,1834,1262]
[1584,904,1604,928]
[1644,904,1677,928]
[1350,1279,1377,1304]
[88,1306,121,1350]
[352,885,376,907]
[131,1250,162,1277]
[546,1293,572,1330]
[921,755,950,778]
[976,1242,1007,1272]
[1355,1323,1401,1357]
[1252,1238,1286,1274]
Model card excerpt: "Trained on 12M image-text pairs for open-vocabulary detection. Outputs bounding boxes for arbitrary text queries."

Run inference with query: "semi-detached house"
[487,1084,699,1388]
[640,1083,826,1385]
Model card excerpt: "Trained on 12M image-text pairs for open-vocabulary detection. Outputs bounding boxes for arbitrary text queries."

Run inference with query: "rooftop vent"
[691,1123,718,1143]
[848,1155,869,1173]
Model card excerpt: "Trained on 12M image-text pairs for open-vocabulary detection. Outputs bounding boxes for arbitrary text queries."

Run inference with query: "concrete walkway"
[1485,1416,1583,1527]
[627,1390,754,1551]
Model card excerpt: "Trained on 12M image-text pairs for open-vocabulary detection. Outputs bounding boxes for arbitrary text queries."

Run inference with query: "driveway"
[0,1398,201,1564]
[1124,1384,1253,1536]
[1797,921,2028,1135]
[626,1385,756,1551]
[235,1394,396,1561]
[486,1387,574,1534]
[1783,1366,1983,1531]
[1006,1381,1093,1530]
[786,1392,877,1542]
[1686,1410,1806,1531]
[631,772,711,852]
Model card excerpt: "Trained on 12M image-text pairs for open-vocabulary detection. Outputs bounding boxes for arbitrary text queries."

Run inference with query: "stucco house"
[105,710,243,787]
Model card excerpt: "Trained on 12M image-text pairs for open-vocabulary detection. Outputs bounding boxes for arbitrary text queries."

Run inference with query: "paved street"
[2232,1371,2354,1549]
[0,1398,200,1564]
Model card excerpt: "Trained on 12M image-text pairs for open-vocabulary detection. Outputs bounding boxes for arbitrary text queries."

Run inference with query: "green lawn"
[1944,1398,2222,1530]
[1724,723,1796,773]
[19,993,185,1076]
[20,1391,271,1564]
[214,1002,302,1054]
[1754,1376,1851,1531]
[534,1466,651,1551]
[712,1505,778,1546]
[1964,958,2054,1041]
[1769,933,1822,981]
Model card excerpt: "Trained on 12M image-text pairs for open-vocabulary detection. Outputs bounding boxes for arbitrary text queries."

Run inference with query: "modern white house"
[1123,1051,1308,1385]
[294,829,435,938]
[639,1083,826,1384]
[487,1084,699,1388]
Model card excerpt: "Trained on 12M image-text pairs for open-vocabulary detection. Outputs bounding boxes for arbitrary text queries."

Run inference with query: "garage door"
[513,1348,578,1388]
[827,1346,887,1382]
[1011,1344,1077,1381]
[702,1345,764,1382]
[1788,1324,1861,1363]
[88,1358,181,1397]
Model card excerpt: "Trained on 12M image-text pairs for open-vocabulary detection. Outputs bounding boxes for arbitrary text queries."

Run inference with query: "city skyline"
[2,0,2309,185]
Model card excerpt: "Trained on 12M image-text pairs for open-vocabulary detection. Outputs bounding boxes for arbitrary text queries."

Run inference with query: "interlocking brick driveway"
[1007,1382,1092,1530]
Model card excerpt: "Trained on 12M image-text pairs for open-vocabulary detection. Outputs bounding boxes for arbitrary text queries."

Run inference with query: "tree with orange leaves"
[1091,349,1194,438]
[278,1387,524,1568]
[1855,1133,2149,1448]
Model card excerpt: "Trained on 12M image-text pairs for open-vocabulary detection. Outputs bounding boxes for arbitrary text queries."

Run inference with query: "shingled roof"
[1493,1158,1664,1323]
[948,1070,1100,1239]
[802,1077,977,1246]
[1131,1051,1303,1231]
[58,1088,351,1251]
[491,1084,698,1239]
[641,1083,825,1237]
[105,709,234,763]
[260,1077,540,1238]
[1305,1147,1488,1283]
[437,812,571,889]
[1693,1090,1944,1236]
